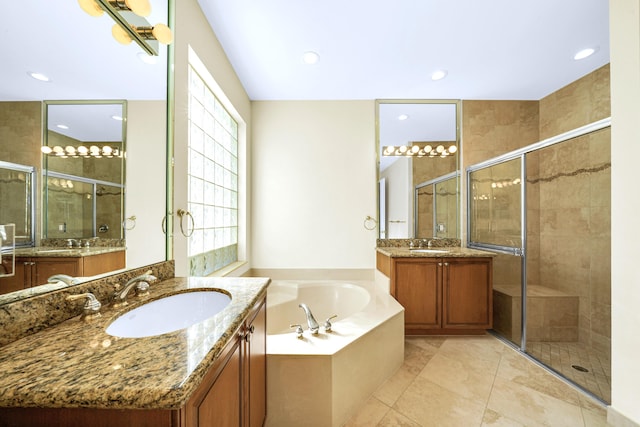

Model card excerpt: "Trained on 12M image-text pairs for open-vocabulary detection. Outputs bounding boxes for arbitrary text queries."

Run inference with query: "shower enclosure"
[467,119,611,403]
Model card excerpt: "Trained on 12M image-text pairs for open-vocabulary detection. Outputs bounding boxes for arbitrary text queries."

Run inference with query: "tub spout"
[299,303,319,334]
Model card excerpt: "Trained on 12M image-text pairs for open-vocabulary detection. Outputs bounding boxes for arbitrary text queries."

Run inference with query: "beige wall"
[610,0,640,425]
[0,102,41,167]
[251,100,377,270]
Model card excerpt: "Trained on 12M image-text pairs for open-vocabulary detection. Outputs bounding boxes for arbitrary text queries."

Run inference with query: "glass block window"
[187,66,238,275]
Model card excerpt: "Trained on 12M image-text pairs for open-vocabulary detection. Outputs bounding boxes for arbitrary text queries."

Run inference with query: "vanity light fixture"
[382,142,458,158]
[397,114,409,121]
[41,144,122,159]
[78,0,173,56]
[574,47,597,60]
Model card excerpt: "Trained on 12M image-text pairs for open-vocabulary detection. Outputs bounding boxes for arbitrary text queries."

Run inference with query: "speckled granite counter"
[376,246,496,258]
[14,246,124,258]
[0,276,269,410]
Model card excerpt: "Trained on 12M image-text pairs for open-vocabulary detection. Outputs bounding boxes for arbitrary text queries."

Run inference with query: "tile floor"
[527,341,611,404]
[345,334,609,427]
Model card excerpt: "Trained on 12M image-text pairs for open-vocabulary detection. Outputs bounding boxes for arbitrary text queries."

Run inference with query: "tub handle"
[290,324,304,339]
[323,315,338,332]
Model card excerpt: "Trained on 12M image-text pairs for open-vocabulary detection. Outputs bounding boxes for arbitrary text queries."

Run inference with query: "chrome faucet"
[66,239,80,248]
[113,270,157,307]
[48,274,80,286]
[298,303,319,334]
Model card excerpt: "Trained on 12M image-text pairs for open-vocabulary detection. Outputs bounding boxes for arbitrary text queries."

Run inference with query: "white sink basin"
[409,249,449,254]
[106,290,231,338]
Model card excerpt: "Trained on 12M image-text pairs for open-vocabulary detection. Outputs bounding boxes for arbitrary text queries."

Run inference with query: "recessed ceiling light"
[431,70,448,81]
[398,114,409,121]
[56,124,69,130]
[28,72,50,82]
[574,47,597,60]
[302,51,320,65]
[111,115,123,121]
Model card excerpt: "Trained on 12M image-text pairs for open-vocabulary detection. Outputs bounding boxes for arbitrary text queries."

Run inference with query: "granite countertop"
[376,246,496,258]
[14,247,125,258]
[0,276,270,410]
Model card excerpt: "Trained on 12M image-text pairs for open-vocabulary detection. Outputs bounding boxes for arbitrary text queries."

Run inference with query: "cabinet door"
[244,300,266,427]
[33,258,82,286]
[442,258,493,329]
[187,338,242,427]
[0,257,28,294]
[394,258,441,329]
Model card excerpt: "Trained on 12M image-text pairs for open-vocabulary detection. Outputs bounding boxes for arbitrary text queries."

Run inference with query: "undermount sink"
[106,290,232,338]
[409,249,449,254]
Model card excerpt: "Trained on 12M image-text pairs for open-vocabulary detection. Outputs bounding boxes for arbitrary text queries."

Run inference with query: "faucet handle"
[66,293,102,321]
[323,315,338,332]
[290,324,304,339]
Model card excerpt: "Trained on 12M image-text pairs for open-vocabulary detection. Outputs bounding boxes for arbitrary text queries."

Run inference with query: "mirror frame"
[376,99,461,240]
[42,99,127,240]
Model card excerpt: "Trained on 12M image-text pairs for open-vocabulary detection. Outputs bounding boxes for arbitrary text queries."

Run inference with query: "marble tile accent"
[345,335,609,427]
[376,238,461,248]
[0,275,270,409]
[376,246,495,259]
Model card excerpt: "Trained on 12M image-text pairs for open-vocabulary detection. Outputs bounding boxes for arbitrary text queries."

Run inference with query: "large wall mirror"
[0,1,171,300]
[377,100,461,239]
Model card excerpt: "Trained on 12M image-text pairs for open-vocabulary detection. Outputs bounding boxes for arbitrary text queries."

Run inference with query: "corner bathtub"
[265,280,405,427]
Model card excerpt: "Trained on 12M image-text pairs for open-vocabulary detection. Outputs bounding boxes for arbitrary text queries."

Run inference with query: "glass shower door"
[468,158,524,347]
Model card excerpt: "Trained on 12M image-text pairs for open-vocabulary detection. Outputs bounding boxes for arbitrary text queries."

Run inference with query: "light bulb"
[112,24,132,45]
[448,145,457,153]
[436,145,445,153]
[78,0,104,17]
[125,0,151,16]
[90,146,100,155]
[152,23,173,45]
[411,145,420,154]
[383,146,394,155]
[102,146,113,155]
[423,145,432,153]
[41,146,53,154]
[52,146,64,154]
[399,145,408,153]
[65,146,76,154]
[77,146,89,155]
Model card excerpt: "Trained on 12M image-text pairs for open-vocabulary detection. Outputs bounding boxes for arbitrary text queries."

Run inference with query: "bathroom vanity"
[0,276,269,427]
[0,247,126,295]
[377,247,494,335]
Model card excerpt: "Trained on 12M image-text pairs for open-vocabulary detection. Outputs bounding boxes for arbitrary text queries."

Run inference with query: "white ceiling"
[198,0,609,101]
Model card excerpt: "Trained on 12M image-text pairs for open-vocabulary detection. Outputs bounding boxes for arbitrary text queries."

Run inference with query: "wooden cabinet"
[0,251,125,295]
[183,296,267,427]
[387,256,493,335]
[0,295,267,427]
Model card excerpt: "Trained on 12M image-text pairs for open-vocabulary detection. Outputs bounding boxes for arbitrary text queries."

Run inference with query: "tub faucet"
[298,303,319,334]
[48,274,80,286]
[113,270,157,307]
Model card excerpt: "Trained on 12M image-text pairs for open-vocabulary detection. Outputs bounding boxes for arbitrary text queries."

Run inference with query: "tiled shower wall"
[462,64,611,353]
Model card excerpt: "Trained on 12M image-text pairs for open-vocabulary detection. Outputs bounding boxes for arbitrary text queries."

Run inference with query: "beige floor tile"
[403,339,437,374]
[374,363,420,406]
[481,408,526,426]
[343,396,390,427]
[497,348,581,406]
[377,408,423,427]
[393,376,487,427]
[418,352,495,405]
[487,376,585,426]
[435,336,504,374]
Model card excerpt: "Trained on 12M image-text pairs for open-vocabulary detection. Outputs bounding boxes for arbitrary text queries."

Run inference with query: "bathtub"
[265,279,405,427]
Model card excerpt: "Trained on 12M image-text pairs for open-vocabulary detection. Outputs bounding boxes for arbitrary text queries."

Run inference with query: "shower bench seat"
[493,284,579,343]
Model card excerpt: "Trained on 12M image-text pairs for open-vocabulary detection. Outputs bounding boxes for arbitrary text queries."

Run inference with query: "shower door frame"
[466,116,611,354]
